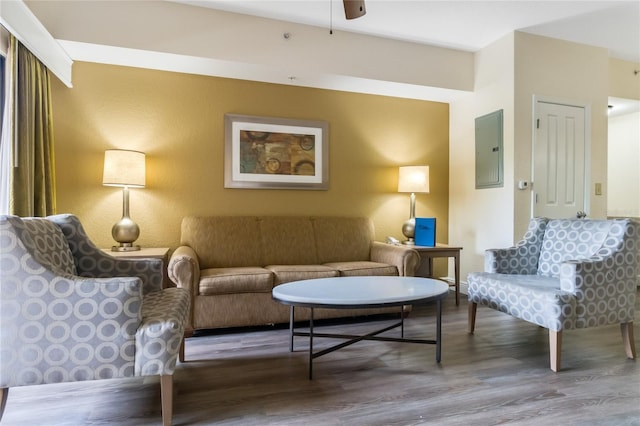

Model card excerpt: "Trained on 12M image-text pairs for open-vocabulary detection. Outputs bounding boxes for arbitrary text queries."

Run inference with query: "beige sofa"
[168,216,420,332]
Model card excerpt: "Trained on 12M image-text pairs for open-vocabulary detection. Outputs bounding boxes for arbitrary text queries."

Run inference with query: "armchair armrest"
[484,246,537,274]
[168,245,200,296]
[370,241,420,276]
[48,214,163,294]
[82,251,164,295]
[136,287,190,376]
[1,274,143,387]
[485,217,549,274]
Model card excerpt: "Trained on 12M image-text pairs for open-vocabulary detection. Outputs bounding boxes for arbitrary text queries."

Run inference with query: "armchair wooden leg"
[0,388,8,422]
[160,375,173,426]
[621,322,636,359]
[179,338,185,363]
[549,330,562,372]
[468,302,477,334]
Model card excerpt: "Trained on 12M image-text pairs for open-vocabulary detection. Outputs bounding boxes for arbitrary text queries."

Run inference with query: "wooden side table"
[412,244,463,305]
[102,247,172,288]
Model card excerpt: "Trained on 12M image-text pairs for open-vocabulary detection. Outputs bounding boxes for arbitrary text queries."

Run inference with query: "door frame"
[531,95,592,218]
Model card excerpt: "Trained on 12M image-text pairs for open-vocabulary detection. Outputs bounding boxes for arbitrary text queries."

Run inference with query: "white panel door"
[533,101,587,219]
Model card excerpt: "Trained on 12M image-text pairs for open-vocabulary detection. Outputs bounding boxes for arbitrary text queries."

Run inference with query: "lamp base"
[401,217,416,244]
[111,244,141,252]
[111,214,140,252]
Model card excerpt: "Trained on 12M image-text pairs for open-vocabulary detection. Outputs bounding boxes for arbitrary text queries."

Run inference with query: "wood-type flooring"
[2,291,639,425]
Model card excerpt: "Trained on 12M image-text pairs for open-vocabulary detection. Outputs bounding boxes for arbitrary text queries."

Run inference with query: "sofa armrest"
[168,246,200,296]
[370,241,420,276]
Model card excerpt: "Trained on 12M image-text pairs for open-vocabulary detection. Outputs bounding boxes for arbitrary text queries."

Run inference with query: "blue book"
[415,218,436,246]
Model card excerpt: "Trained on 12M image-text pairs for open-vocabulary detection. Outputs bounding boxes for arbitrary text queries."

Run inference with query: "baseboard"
[438,276,469,296]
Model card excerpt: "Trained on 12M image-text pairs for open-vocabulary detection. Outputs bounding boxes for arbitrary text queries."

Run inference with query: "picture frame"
[224,114,329,190]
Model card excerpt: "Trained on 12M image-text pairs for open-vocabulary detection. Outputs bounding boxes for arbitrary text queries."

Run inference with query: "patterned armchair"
[0,214,190,425]
[467,218,639,372]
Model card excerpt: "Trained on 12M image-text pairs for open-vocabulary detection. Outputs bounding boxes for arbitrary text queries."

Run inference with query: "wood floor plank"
[1,291,639,425]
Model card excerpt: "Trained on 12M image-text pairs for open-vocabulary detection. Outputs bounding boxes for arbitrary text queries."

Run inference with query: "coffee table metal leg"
[289,306,295,352]
[436,299,442,363]
[400,306,405,338]
[309,308,314,380]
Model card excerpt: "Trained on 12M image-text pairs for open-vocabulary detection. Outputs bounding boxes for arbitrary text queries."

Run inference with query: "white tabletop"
[272,276,449,308]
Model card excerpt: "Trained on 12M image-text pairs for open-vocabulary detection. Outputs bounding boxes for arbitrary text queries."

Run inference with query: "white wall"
[450,32,610,287]
[449,33,515,284]
[608,111,640,218]
[514,32,609,231]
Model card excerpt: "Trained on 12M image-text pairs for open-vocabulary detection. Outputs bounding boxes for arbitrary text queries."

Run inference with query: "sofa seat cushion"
[266,265,339,285]
[467,272,576,331]
[199,267,273,296]
[324,261,398,277]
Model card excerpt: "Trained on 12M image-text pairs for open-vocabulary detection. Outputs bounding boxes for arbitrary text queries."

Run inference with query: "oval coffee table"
[272,276,449,379]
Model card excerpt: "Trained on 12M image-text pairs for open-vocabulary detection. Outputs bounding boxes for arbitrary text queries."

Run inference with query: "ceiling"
[13,0,640,108]
[173,0,640,63]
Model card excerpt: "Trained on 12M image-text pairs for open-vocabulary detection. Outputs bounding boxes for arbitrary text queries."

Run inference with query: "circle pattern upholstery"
[0,214,190,389]
[469,218,638,332]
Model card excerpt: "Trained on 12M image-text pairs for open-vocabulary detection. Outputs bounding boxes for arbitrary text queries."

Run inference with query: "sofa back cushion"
[259,217,319,265]
[537,219,614,277]
[180,216,375,268]
[182,216,264,268]
[313,217,374,263]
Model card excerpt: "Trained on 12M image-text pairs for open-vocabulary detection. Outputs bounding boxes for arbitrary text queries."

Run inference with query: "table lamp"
[102,149,145,251]
[397,165,429,245]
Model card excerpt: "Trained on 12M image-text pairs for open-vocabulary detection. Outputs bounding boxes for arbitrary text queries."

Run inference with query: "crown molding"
[0,0,73,87]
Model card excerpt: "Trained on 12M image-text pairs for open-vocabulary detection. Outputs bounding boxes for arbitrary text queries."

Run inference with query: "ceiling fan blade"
[343,0,366,20]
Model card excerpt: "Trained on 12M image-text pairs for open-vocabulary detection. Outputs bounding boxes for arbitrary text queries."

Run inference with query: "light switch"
[595,183,602,196]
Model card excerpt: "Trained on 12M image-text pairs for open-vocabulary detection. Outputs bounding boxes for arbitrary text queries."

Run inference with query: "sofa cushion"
[313,217,374,263]
[199,267,273,295]
[259,217,319,265]
[266,264,339,285]
[181,217,264,268]
[20,217,77,276]
[324,261,398,277]
[537,219,613,277]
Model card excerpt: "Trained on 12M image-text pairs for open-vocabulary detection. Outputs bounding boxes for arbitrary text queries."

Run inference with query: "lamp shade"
[398,166,429,193]
[102,149,146,187]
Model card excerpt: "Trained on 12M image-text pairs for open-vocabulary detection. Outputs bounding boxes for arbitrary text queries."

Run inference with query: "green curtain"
[9,35,57,217]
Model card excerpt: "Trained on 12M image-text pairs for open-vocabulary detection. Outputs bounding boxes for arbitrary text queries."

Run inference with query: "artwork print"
[239,130,316,176]
[224,114,329,190]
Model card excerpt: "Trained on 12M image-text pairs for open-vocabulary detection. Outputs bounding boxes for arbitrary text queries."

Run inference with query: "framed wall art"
[224,114,329,190]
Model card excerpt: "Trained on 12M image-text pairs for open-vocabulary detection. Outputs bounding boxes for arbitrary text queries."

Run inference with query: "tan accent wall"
[50,62,450,268]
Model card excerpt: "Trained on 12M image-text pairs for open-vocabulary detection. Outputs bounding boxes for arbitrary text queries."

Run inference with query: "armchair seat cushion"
[199,267,273,295]
[324,261,399,277]
[468,272,575,331]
